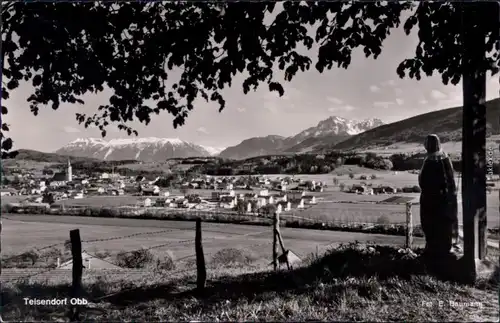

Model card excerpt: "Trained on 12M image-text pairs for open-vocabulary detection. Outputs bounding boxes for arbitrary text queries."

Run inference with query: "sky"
[3,7,499,153]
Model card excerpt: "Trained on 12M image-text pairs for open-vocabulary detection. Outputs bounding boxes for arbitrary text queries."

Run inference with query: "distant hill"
[321,98,500,152]
[219,117,384,159]
[218,135,293,160]
[11,149,98,164]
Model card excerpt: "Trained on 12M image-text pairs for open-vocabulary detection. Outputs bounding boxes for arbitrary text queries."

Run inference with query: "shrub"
[348,173,354,179]
[376,215,391,225]
[115,248,156,269]
[339,183,346,192]
[359,175,367,180]
[371,174,377,179]
[412,186,422,193]
[115,249,176,270]
[211,248,256,267]
[3,250,40,267]
[152,252,176,271]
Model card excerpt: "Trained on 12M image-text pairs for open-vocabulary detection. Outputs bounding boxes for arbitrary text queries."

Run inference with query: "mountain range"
[218,117,384,159]
[55,116,384,161]
[56,137,216,162]
[54,97,500,162]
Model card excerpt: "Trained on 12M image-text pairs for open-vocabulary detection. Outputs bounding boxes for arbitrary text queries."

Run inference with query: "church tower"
[67,158,73,182]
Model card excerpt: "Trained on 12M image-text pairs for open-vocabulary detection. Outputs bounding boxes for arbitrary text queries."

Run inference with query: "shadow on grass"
[3,243,498,315]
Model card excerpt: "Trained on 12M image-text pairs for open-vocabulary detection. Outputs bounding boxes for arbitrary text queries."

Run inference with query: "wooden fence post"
[195,218,206,292]
[273,212,279,271]
[69,229,83,322]
[405,202,413,249]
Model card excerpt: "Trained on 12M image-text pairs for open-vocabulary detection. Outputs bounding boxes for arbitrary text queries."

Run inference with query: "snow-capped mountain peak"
[292,117,384,141]
[201,146,226,156]
[58,137,211,161]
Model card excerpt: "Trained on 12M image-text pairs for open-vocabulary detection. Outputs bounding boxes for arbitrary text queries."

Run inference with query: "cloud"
[264,105,278,114]
[419,99,429,105]
[328,105,356,112]
[373,101,394,109]
[326,96,343,105]
[382,80,396,87]
[394,88,403,95]
[395,98,404,106]
[430,90,447,100]
[438,87,463,108]
[370,85,381,93]
[63,126,81,133]
[196,127,209,134]
[236,107,246,113]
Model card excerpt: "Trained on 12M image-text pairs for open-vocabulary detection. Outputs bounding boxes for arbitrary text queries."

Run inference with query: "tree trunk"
[460,2,488,281]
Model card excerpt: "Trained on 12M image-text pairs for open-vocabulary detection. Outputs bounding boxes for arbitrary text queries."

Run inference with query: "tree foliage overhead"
[1,2,498,158]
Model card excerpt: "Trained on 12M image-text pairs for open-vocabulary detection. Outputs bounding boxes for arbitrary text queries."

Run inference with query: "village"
[1,159,325,213]
[0,159,411,216]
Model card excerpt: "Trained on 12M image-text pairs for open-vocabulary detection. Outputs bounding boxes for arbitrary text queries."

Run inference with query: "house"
[259,189,269,197]
[58,251,122,269]
[86,187,105,195]
[49,181,66,188]
[383,186,397,194]
[220,196,235,204]
[176,199,188,208]
[186,195,202,203]
[155,198,167,207]
[0,188,18,196]
[142,186,160,196]
[109,189,125,196]
[351,185,367,194]
[143,198,152,207]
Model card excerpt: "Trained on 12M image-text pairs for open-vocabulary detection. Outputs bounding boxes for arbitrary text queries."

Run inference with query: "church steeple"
[66,158,73,182]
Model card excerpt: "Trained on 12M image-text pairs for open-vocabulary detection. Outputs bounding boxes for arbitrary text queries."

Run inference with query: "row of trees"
[195,152,500,175]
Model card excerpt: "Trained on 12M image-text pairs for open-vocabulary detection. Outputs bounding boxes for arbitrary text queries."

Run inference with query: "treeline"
[65,160,163,178]
[196,152,500,175]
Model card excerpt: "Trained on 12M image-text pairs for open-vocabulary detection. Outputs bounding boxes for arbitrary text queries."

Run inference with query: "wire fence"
[2,201,421,282]
[1,221,276,284]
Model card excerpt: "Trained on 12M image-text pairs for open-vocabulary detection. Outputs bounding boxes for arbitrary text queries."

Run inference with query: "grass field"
[292,196,500,229]
[2,215,425,270]
[2,243,498,322]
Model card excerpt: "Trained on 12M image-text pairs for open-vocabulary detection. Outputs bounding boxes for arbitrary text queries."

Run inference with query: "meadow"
[2,214,424,273]
[2,166,499,321]
[2,241,498,322]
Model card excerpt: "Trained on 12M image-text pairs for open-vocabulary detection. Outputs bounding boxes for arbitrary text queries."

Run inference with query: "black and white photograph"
[1,1,499,321]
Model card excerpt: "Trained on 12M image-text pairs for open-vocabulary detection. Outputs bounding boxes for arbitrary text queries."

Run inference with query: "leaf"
[1,138,13,151]
[32,75,42,86]
[268,82,284,96]
[6,80,18,90]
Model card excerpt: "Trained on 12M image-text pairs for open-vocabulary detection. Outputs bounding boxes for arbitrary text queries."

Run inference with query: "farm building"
[0,188,18,196]
[142,186,160,196]
[58,251,122,269]
[382,186,398,194]
[142,198,152,207]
